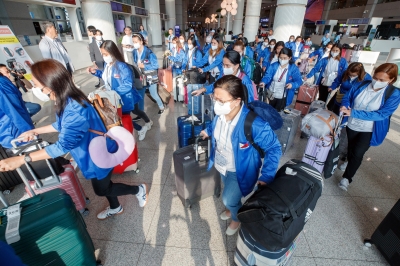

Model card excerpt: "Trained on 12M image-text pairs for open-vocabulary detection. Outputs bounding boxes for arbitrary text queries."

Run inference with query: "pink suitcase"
[302,135,333,173]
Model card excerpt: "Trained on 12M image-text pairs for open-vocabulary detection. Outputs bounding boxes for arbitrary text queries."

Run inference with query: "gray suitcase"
[173,136,221,208]
[273,109,301,154]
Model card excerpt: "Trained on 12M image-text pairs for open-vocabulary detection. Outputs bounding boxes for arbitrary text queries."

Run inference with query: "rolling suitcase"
[9,139,90,215]
[302,135,332,173]
[177,95,211,148]
[113,114,139,174]
[187,84,203,115]
[173,136,221,208]
[294,84,318,115]
[0,145,22,193]
[158,67,173,93]
[173,75,186,102]
[364,199,400,266]
[273,109,301,155]
[234,228,300,266]
[0,189,100,266]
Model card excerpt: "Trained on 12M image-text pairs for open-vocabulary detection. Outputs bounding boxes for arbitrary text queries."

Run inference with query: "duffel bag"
[301,108,338,138]
[237,159,323,251]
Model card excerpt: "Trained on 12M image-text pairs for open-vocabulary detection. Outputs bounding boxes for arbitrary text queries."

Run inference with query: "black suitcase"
[173,136,221,208]
[273,109,301,154]
[0,145,23,193]
[364,199,400,266]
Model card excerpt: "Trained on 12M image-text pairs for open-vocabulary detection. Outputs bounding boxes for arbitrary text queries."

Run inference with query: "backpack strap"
[244,111,265,158]
[384,85,397,102]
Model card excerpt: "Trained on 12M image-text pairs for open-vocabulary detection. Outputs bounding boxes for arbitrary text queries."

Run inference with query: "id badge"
[295,51,300,57]
[215,149,227,175]
[350,117,365,128]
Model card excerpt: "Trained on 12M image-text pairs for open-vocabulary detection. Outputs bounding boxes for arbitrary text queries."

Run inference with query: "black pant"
[318,84,329,102]
[91,170,139,209]
[131,103,150,123]
[343,127,372,183]
[269,97,286,111]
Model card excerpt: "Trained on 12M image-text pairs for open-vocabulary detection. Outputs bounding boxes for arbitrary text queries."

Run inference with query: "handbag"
[266,68,288,101]
[92,94,122,130]
[142,69,159,85]
[126,63,144,90]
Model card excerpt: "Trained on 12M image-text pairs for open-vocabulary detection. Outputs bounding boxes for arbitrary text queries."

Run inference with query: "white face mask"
[211,45,218,50]
[350,76,358,81]
[263,42,268,47]
[206,37,212,44]
[331,51,339,57]
[172,43,176,49]
[296,41,300,44]
[95,36,102,41]
[371,79,389,89]
[32,87,51,102]
[103,55,113,64]
[270,45,275,50]
[223,67,235,75]
[188,44,194,50]
[325,48,331,53]
[279,58,289,66]
[214,101,232,116]
[179,39,185,44]
[133,43,141,49]
[289,39,294,42]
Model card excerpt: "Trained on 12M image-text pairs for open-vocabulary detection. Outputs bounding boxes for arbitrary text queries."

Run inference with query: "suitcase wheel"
[363,239,372,247]
[85,197,91,205]
[81,208,90,216]
[135,169,140,174]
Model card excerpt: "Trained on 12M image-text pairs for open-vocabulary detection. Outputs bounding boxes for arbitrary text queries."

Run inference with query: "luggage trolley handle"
[195,136,210,162]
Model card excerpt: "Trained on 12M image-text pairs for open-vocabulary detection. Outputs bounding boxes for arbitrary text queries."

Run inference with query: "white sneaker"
[136,184,148,207]
[145,120,153,131]
[339,161,348,171]
[97,205,124,220]
[138,126,148,141]
[338,178,350,191]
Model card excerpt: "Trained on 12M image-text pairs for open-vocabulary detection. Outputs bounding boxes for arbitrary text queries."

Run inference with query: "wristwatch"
[24,154,32,163]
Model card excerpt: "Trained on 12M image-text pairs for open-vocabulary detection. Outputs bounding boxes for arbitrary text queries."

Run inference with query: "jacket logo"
[239,142,250,149]
[288,76,293,80]
[114,74,120,78]
[143,59,150,64]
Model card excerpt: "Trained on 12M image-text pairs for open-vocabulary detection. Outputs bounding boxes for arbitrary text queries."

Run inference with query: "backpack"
[241,56,262,84]
[238,72,258,101]
[243,101,283,158]
[126,63,144,89]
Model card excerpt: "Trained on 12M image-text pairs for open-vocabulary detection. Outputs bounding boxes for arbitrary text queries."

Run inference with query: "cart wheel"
[82,208,90,216]
[364,239,372,248]
[85,197,91,205]
[135,169,140,174]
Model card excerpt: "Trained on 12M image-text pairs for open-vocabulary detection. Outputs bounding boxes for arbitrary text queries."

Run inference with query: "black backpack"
[252,63,263,84]
[237,159,323,251]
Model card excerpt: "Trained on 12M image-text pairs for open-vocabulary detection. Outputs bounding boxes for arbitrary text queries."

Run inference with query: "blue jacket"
[285,41,294,48]
[341,81,400,146]
[331,73,372,94]
[205,105,282,196]
[261,62,303,107]
[259,47,271,63]
[321,36,331,46]
[288,42,304,61]
[241,56,253,80]
[204,71,257,103]
[202,43,211,54]
[307,57,348,86]
[168,47,186,74]
[133,46,159,71]
[182,47,205,70]
[199,49,226,74]
[0,76,34,148]
[309,48,327,64]
[93,61,140,113]
[45,100,117,179]
[245,46,254,59]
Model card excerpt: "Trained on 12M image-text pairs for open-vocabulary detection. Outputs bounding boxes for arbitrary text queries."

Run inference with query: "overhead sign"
[0,26,34,80]
[47,0,76,4]
[315,20,326,25]
[347,18,370,25]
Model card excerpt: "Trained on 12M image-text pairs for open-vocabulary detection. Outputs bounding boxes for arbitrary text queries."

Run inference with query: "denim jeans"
[136,88,146,111]
[220,171,243,222]
[24,102,41,117]
[148,83,164,109]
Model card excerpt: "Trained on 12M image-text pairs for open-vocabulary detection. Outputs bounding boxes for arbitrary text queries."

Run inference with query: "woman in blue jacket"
[200,75,282,236]
[309,42,333,64]
[89,40,152,141]
[182,36,206,114]
[132,33,165,114]
[0,59,148,219]
[260,47,303,111]
[138,25,148,41]
[198,36,225,83]
[306,43,348,101]
[328,62,372,115]
[288,36,304,61]
[233,40,253,79]
[168,36,186,102]
[338,63,400,191]
[255,37,269,63]
[193,51,257,103]
[262,40,282,72]
[285,35,295,48]
[0,75,34,149]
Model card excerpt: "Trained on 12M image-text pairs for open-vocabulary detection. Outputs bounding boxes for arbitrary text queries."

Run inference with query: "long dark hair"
[187,35,197,48]
[224,50,241,65]
[329,43,342,61]
[209,36,224,57]
[31,59,88,116]
[214,75,248,105]
[100,40,125,63]
[269,41,284,62]
[279,47,294,64]
[342,62,366,82]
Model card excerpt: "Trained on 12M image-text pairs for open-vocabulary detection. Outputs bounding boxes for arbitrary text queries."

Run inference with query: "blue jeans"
[24,102,41,117]
[137,88,146,111]
[220,171,242,222]
[148,83,164,109]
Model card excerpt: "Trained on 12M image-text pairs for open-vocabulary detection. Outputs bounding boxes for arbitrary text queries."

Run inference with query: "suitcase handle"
[194,136,210,162]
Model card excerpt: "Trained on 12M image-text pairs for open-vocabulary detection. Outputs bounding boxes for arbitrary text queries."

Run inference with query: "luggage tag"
[214,149,227,175]
[5,203,21,244]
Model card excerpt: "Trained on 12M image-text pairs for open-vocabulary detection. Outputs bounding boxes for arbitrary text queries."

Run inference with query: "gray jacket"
[89,39,104,70]
[39,36,74,72]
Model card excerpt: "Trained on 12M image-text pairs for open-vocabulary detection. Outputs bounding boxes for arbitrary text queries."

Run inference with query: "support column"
[145,0,162,46]
[273,0,307,43]
[183,0,188,31]
[66,7,83,41]
[176,0,183,31]
[243,0,262,40]
[81,0,116,43]
[124,15,131,28]
[165,0,176,30]
[232,0,245,34]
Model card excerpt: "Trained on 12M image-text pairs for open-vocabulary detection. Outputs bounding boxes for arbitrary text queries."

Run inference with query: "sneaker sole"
[97,208,124,220]
[141,184,149,207]
[338,184,348,191]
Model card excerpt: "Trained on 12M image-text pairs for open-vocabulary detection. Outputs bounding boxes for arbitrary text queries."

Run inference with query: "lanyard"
[278,68,288,82]
[356,86,387,111]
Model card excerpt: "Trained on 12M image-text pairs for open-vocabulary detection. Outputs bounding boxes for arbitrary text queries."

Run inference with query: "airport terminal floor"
[0,46,399,265]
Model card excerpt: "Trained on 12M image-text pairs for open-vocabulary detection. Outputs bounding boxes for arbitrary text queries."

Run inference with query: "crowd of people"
[0,22,399,237]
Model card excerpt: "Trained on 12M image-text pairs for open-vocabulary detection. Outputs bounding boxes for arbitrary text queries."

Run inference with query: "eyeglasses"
[210,94,236,106]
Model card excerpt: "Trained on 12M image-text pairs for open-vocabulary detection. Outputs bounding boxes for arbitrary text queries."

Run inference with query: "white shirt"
[322,57,339,86]
[348,84,387,132]
[102,64,113,91]
[294,42,301,57]
[121,35,134,52]
[188,48,194,69]
[270,65,289,99]
[167,34,174,51]
[213,105,243,173]
[208,52,220,77]
[271,54,278,65]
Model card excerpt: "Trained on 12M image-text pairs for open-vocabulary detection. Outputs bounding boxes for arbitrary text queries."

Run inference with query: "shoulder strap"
[244,111,265,158]
[384,85,397,102]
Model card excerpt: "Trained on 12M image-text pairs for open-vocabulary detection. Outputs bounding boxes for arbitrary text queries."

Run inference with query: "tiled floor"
[1,46,399,266]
